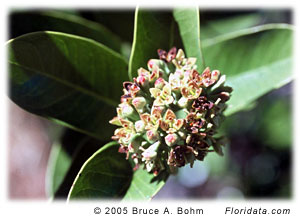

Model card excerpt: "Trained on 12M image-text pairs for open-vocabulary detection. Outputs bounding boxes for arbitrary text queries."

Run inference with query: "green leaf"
[8,31,128,140]
[173,8,205,71]
[202,24,293,115]
[128,8,175,80]
[123,168,167,200]
[46,142,72,197]
[68,142,132,199]
[10,11,122,52]
[204,147,229,175]
[90,10,135,43]
[201,13,262,40]
[258,97,292,149]
[54,131,107,199]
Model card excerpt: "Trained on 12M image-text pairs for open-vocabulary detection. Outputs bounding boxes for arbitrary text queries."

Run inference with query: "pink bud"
[147,59,155,70]
[211,70,220,80]
[132,97,146,111]
[135,120,145,132]
[154,78,166,89]
[142,141,160,160]
[120,103,134,117]
[135,75,148,87]
[146,130,159,142]
[165,133,178,146]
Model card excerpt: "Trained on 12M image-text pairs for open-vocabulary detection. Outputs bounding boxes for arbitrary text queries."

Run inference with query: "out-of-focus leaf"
[89,10,135,43]
[46,142,72,197]
[259,99,292,149]
[9,11,122,52]
[8,31,128,140]
[201,13,261,40]
[123,168,167,200]
[202,24,293,115]
[128,8,176,80]
[68,142,132,199]
[173,7,205,71]
[204,148,229,175]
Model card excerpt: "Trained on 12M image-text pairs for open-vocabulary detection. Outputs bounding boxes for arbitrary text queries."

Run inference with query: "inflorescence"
[110,47,232,176]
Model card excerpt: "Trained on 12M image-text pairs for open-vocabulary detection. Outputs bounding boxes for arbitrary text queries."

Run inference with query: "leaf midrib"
[225,57,293,116]
[9,61,118,107]
[226,58,292,82]
[202,23,293,48]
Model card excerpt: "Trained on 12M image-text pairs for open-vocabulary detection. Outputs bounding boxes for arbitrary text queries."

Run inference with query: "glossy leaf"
[201,13,261,40]
[8,31,128,140]
[54,135,107,199]
[128,8,175,80]
[68,142,132,199]
[173,8,205,71]
[123,168,167,200]
[46,142,72,197]
[202,24,293,115]
[48,129,105,199]
[10,11,122,52]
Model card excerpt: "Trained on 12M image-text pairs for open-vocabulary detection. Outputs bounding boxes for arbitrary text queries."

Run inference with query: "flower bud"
[146,129,159,142]
[145,161,155,172]
[132,97,147,113]
[135,120,145,132]
[147,59,163,71]
[147,59,170,76]
[207,123,213,129]
[128,134,143,152]
[176,49,185,61]
[186,58,197,67]
[211,70,220,81]
[219,92,230,102]
[118,103,139,120]
[154,78,166,89]
[142,141,160,161]
[178,96,188,108]
[135,75,149,87]
[165,133,179,146]
[109,116,122,126]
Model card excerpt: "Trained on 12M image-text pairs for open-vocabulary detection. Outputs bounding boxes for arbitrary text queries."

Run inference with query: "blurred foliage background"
[8,8,292,199]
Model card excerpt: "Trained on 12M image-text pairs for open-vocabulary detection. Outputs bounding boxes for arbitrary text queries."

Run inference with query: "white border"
[1,0,299,217]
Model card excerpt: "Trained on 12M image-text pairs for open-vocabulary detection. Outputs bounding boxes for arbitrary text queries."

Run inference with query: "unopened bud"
[207,123,213,129]
[142,141,160,161]
[132,97,147,113]
[146,129,159,142]
[118,103,138,120]
[154,78,166,89]
[165,133,179,146]
[176,49,185,61]
[147,59,162,71]
[135,75,149,87]
[128,134,143,152]
[219,92,230,102]
[109,116,122,126]
[135,120,145,132]
[178,96,188,108]
[145,161,154,172]
[211,70,220,80]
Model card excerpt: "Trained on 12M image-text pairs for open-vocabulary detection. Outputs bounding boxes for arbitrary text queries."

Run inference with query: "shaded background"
[8,9,292,199]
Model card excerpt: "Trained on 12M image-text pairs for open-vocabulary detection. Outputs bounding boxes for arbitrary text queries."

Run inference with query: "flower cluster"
[110,47,232,176]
